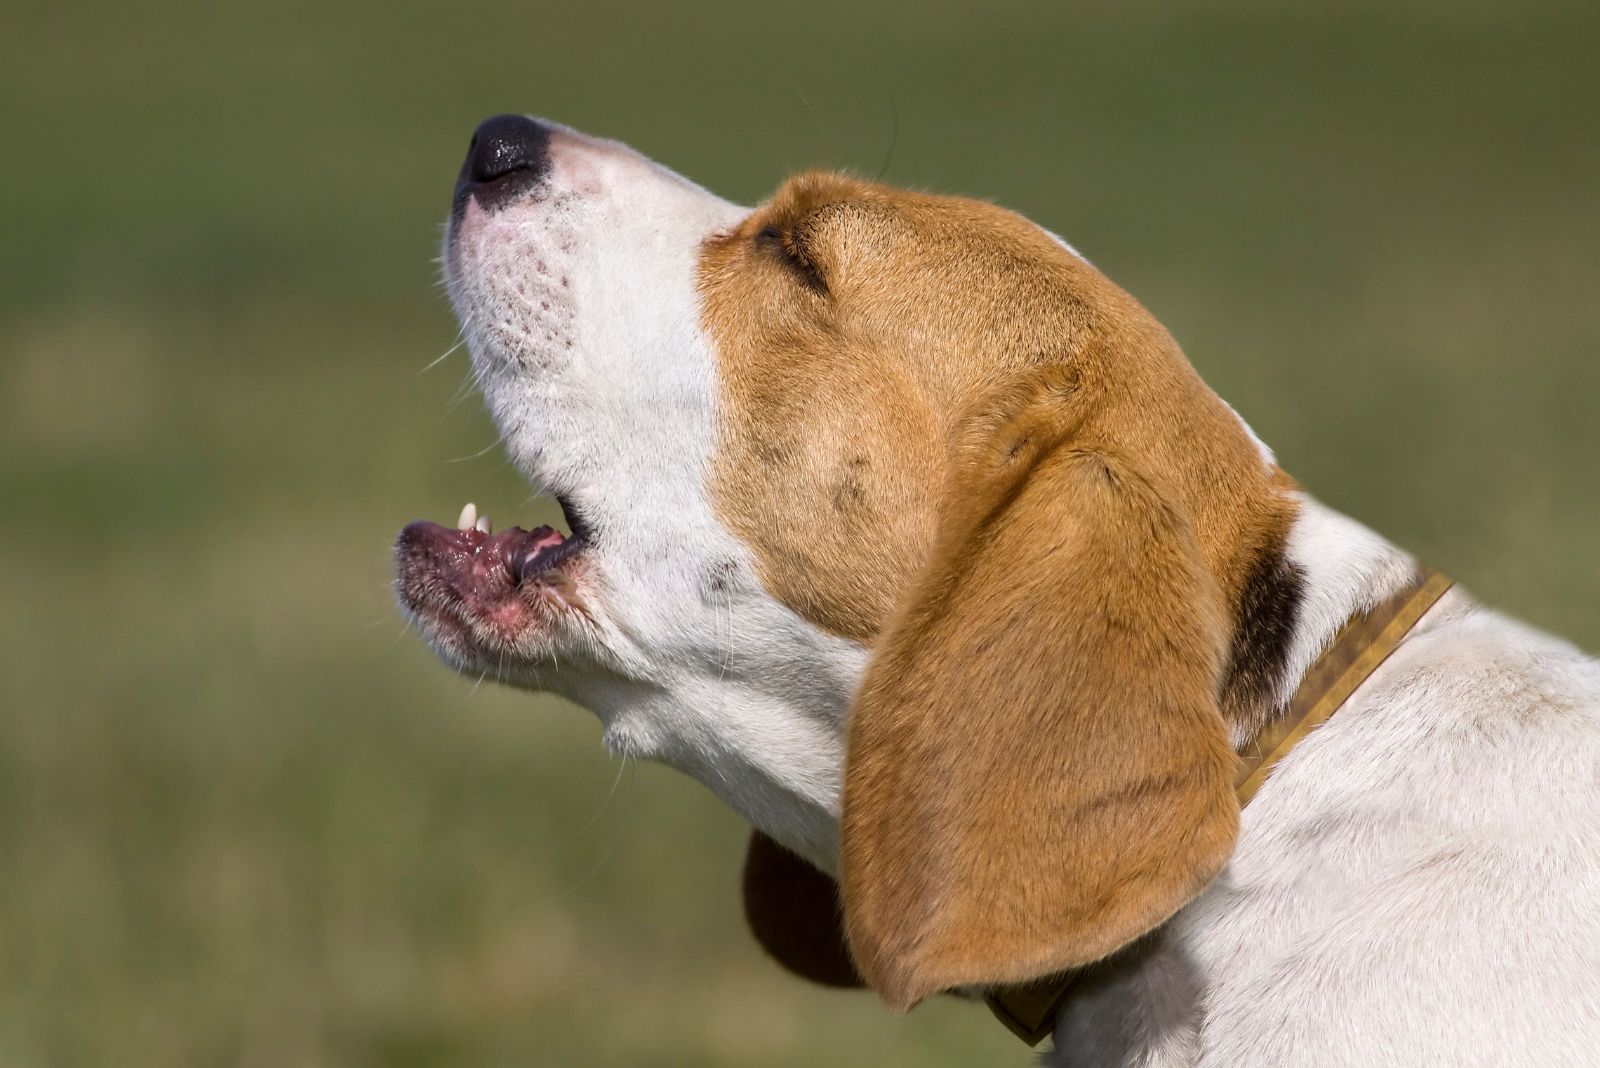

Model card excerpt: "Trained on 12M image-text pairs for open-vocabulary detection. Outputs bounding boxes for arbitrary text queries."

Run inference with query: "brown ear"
[742,830,863,988]
[840,374,1240,1010]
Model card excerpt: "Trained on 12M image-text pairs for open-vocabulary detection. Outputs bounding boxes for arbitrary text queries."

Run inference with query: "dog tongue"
[510,526,570,583]
[519,525,566,559]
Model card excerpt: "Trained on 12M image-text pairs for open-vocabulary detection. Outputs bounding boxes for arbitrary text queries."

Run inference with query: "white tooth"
[475,515,492,534]
[457,502,478,531]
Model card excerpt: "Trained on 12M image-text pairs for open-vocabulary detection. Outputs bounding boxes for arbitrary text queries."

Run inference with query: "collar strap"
[983,565,1454,1045]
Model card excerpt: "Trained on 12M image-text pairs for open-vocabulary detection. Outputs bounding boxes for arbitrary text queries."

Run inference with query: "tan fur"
[701,173,1295,1005]
[701,173,1295,646]
[841,373,1240,1007]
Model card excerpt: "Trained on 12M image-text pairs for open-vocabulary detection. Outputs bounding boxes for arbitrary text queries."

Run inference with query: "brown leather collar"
[983,566,1455,1045]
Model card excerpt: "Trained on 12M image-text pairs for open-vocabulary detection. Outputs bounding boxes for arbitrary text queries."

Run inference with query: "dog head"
[396,115,1298,1007]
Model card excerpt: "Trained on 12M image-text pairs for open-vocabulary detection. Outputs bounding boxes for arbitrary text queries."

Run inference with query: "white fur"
[444,123,862,871]
[1054,501,1600,1067]
[438,121,1600,1064]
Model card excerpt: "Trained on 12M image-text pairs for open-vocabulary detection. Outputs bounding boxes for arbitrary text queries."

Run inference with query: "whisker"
[792,85,829,165]
[443,437,506,464]
[444,668,490,714]
[873,93,901,182]
[445,370,481,412]
[717,589,735,683]
[553,758,638,901]
[387,618,415,648]
[417,333,468,375]
[552,755,632,850]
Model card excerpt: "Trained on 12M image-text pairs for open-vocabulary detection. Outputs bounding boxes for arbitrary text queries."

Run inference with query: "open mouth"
[394,495,592,658]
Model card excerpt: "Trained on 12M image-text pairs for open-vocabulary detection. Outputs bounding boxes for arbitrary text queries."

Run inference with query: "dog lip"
[554,493,591,541]
[397,520,575,591]
[511,530,587,584]
[452,168,544,218]
[396,500,597,669]
[396,517,588,660]
[393,517,588,651]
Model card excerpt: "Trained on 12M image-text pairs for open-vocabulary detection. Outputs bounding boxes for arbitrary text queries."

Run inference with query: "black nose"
[454,114,550,212]
[464,114,549,183]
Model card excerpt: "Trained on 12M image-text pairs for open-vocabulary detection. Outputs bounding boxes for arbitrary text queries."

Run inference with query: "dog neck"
[1242,492,1428,747]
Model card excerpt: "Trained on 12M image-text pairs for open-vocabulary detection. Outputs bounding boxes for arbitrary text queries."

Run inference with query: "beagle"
[395,115,1600,1066]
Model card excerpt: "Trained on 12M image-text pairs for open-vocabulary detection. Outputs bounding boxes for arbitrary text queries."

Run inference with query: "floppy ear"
[840,374,1240,1010]
[741,830,862,988]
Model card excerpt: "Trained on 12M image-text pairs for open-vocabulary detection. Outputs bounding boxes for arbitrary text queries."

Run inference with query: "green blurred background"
[3,1,1597,1064]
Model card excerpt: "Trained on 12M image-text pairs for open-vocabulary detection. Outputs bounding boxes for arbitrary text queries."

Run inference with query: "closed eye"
[756,224,827,294]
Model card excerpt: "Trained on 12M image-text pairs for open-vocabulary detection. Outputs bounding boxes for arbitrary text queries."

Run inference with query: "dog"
[395,115,1600,1066]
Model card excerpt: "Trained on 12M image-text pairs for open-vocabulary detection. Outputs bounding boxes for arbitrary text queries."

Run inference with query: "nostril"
[465,114,549,185]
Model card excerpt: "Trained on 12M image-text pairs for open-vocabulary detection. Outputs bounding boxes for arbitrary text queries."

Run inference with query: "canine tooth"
[475,515,492,533]
[457,502,478,530]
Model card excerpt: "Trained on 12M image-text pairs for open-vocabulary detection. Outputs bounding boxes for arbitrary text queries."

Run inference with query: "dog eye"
[755,224,800,261]
[756,224,826,293]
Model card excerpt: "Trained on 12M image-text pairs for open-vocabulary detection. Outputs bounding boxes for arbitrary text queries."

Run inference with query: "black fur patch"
[1221,535,1306,720]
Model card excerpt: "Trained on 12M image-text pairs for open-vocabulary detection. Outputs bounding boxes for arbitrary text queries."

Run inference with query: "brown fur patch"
[700,173,1300,1003]
[839,376,1240,1007]
[700,173,1297,657]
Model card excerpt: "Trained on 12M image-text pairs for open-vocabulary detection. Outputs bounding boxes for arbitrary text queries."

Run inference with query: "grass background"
[3,1,1597,1064]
